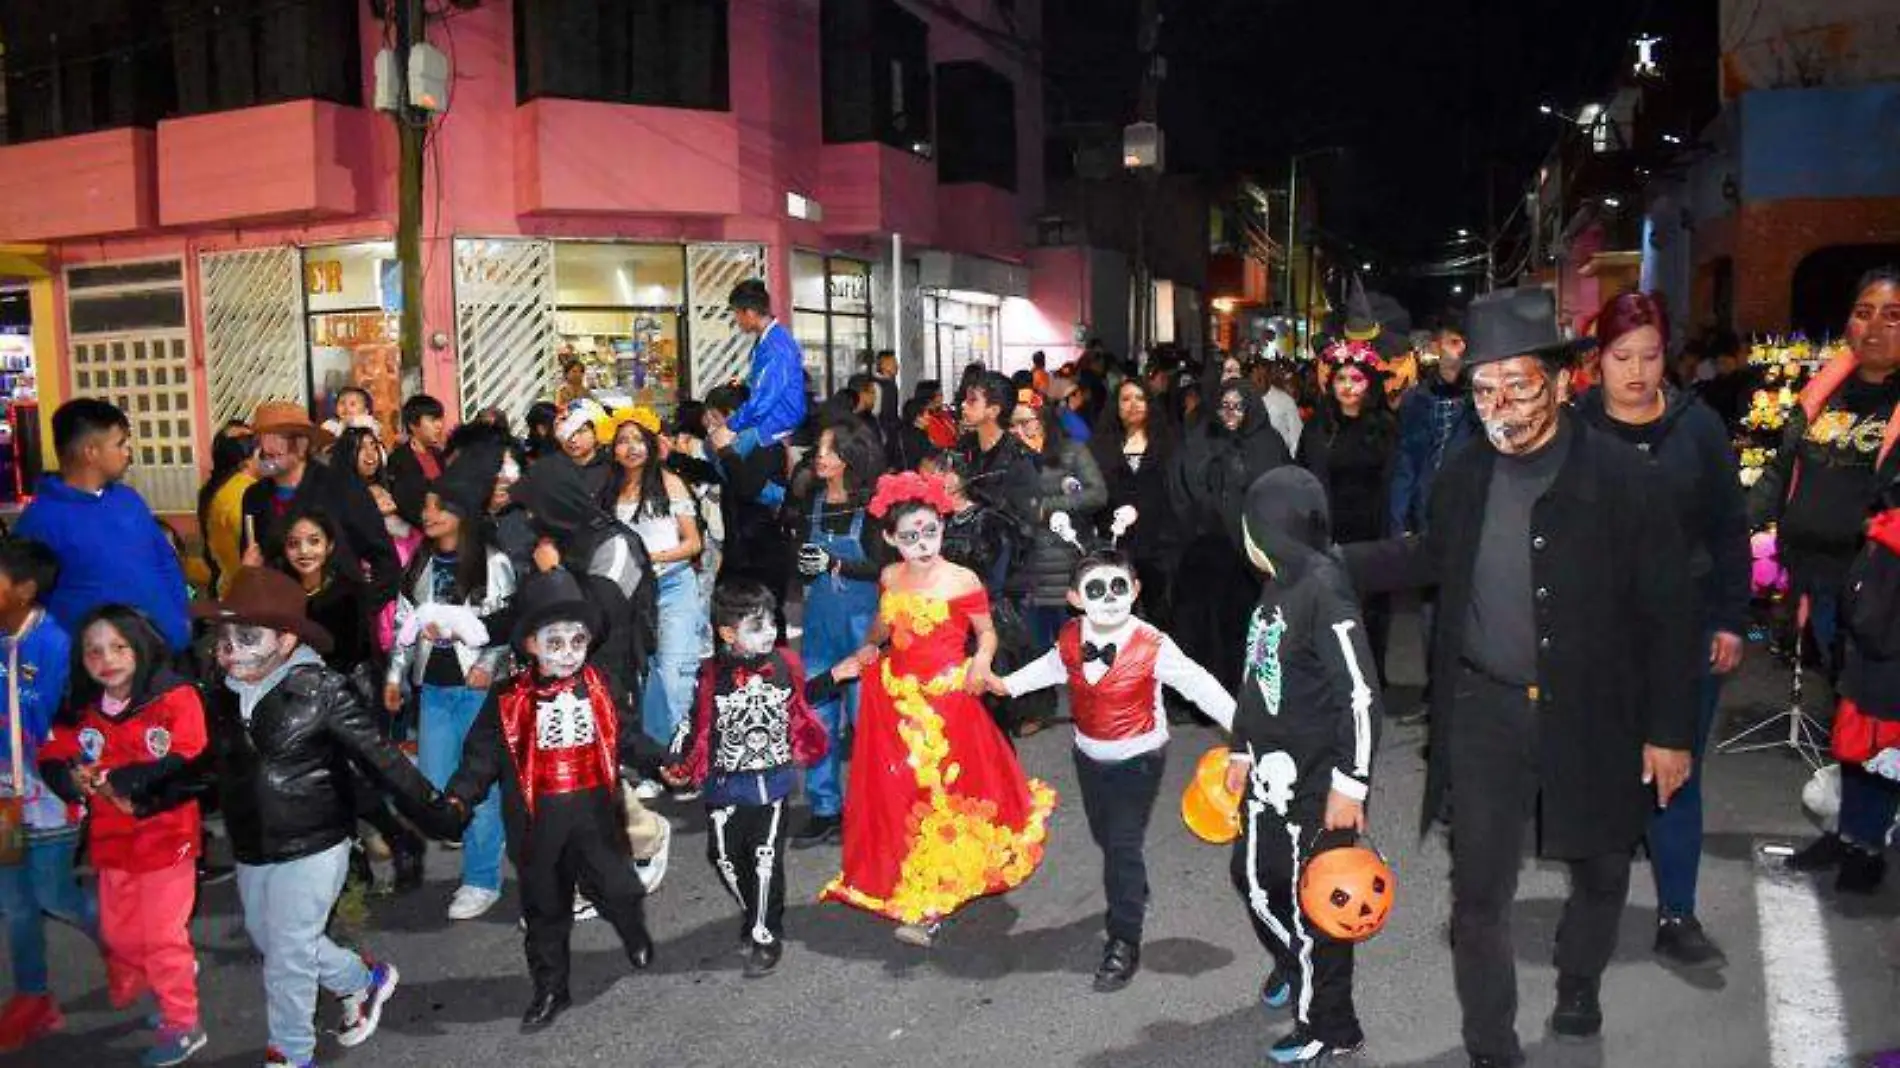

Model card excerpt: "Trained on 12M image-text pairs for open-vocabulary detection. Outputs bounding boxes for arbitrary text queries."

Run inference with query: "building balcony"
[515,98,742,217]
[818,142,938,243]
[158,100,379,227]
[935,184,1021,259]
[0,128,158,242]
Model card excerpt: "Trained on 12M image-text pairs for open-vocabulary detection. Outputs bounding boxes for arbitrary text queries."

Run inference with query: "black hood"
[1572,383,1698,438]
[1241,466,1333,581]
[513,453,607,539]
[1206,378,1269,440]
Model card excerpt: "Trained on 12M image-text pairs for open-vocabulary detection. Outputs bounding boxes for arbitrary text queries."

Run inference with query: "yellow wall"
[29,276,58,471]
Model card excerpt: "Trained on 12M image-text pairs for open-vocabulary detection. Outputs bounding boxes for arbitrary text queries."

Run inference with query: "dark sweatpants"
[1449,667,1633,1062]
[1074,747,1166,945]
[518,789,651,997]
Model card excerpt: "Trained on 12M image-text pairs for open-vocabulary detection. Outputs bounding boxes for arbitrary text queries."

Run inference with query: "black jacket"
[1169,380,1292,546]
[191,658,446,865]
[713,438,797,600]
[954,430,1039,529]
[384,442,442,530]
[1347,414,1698,859]
[241,462,401,601]
[1009,438,1108,607]
[1298,408,1398,545]
[1574,387,1751,634]
[1089,427,1181,566]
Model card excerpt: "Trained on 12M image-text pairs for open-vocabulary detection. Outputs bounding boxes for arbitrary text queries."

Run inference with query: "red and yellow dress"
[822,586,1057,924]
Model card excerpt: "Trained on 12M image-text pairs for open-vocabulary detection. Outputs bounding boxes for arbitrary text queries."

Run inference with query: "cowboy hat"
[250,399,336,449]
[190,566,334,654]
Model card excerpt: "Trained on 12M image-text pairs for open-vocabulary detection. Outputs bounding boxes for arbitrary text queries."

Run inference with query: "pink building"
[0,0,1052,513]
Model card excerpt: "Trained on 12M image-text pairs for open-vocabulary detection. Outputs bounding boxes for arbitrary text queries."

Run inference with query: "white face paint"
[532,622,591,679]
[731,610,777,658]
[889,509,943,566]
[1075,564,1137,630]
[215,624,290,683]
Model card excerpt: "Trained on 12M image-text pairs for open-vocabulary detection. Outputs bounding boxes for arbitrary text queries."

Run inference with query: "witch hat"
[1343,275,1381,343]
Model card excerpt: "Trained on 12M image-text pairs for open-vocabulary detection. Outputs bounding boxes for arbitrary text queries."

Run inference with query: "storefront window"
[553,242,686,416]
[791,252,875,397]
[923,289,1000,391]
[305,242,405,439]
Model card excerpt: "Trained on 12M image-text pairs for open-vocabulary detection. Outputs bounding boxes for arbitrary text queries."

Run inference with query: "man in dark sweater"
[1349,288,1697,1068]
[385,394,447,530]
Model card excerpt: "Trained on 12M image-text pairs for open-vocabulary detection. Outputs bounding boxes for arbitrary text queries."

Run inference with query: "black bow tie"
[1082,641,1118,666]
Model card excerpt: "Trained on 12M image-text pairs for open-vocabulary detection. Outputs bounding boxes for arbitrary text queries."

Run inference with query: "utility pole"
[394,0,427,384]
[1286,154,1298,338]
[1130,0,1160,359]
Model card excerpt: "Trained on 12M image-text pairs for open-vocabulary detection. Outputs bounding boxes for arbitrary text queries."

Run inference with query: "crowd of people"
[0,268,1893,1068]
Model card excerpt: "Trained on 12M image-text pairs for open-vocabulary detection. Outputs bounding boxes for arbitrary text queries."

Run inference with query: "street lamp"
[1456,228,1470,239]
[1661,133,1683,145]
[1360,262,1373,272]
[1451,283,1464,295]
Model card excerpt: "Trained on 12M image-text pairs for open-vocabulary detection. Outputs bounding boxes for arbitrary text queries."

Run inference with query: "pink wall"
[157,101,378,226]
[0,129,157,241]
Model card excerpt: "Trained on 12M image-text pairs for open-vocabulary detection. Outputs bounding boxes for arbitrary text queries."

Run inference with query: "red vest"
[497,665,620,814]
[1057,621,1161,743]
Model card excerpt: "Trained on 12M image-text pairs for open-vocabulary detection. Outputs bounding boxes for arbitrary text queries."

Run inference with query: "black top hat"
[510,568,606,653]
[1463,287,1570,367]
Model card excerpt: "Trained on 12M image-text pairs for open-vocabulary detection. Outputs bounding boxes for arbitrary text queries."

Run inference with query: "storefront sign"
[828,270,869,311]
[305,260,343,295]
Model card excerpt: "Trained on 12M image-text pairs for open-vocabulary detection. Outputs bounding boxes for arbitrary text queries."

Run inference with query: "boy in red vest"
[995,549,1234,992]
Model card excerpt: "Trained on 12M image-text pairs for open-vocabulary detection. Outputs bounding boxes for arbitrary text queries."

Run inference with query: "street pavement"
[16,606,1900,1068]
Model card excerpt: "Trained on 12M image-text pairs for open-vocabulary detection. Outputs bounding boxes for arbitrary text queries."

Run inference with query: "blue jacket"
[0,611,72,830]
[727,321,807,446]
[1389,379,1478,534]
[15,476,191,652]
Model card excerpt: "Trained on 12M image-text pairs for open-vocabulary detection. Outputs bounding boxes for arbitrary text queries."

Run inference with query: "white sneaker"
[336,961,398,1048]
[573,895,598,923]
[632,780,665,801]
[447,885,501,921]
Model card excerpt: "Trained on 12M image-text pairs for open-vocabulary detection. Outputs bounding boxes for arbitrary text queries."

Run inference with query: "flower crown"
[1322,338,1382,370]
[868,471,957,519]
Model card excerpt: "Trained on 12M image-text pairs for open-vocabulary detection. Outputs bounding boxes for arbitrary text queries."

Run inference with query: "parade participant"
[1089,379,1182,635]
[822,472,1056,947]
[1222,468,1382,1064]
[384,446,517,921]
[198,423,257,598]
[238,401,399,601]
[442,570,660,1032]
[724,279,808,455]
[385,394,447,531]
[190,567,454,1068]
[40,607,208,1067]
[786,420,888,846]
[319,387,379,441]
[666,581,833,977]
[552,400,616,503]
[995,544,1234,992]
[0,539,94,1055]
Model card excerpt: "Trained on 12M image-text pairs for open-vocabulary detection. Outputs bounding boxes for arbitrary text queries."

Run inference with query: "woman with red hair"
[1575,289,1751,970]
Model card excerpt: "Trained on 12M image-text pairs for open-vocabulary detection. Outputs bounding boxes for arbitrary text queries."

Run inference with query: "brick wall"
[1694,196,1900,331]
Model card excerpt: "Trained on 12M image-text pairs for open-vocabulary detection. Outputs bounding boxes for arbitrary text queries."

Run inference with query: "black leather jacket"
[197,661,445,865]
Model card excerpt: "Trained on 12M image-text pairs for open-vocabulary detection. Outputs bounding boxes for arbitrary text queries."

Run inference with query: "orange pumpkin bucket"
[1181,746,1243,844]
[1298,841,1395,942]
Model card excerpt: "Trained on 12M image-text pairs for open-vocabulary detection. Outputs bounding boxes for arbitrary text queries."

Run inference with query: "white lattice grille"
[685,243,767,395]
[201,247,307,428]
[454,238,557,423]
[70,334,199,513]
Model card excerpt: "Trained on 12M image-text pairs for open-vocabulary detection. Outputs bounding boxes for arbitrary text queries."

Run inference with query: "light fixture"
[1538,103,1555,115]
[1662,133,1683,145]
[1456,228,1470,238]
[1360,262,1373,271]
[1451,284,1464,295]
[1602,196,1622,208]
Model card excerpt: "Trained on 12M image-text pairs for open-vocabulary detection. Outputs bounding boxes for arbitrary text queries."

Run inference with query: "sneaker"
[1654,915,1726,969]
[262,1048,315,1067]
[1787,832,1848,872]
[1259,967,1292,1010]
[0,994,64,1052]
[447,886,502,921]
[336,961,399,1048]
[632,818,672,893]
[632,780,666,802]
[142,1024,208,1067]
[573,895,598,923]
[893,921,939,947]
[742,940,783,978]
[1549,974,1602,1041]
[1267,1024,1363,1064]
[1837,846,1887,894]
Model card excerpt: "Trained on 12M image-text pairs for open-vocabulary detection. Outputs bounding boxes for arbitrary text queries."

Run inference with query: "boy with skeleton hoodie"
[1229,466,1382,1065]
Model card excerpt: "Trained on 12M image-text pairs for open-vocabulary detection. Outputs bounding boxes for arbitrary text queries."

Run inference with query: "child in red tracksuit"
[41,606,208,1066]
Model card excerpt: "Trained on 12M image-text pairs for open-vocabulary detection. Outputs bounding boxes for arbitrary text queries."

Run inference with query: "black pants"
[706,799,790,947]
[1229,745,1361,1046]
[1074,747,1166,944]
[519,789,651,997]
[1449,668,1633,1061]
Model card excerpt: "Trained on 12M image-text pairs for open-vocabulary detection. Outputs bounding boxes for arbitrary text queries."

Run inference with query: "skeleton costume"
[1230,467,1381,1062]
[443,570,663,1032]
[673,613,828,973]
[1002,551,1234,991]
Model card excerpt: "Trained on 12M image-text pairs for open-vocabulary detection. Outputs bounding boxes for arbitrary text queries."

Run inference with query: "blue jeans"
[800,573,878,819]
[1647,656,1723,917]
[235,841,371,1065]
[0,828,97,994]
[641,567,705,749]
[419,684,503,892]
[1840,763,1900,849]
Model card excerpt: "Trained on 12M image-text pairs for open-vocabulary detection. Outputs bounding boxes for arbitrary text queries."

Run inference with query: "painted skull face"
[890,509,943,566]
[1075,563,1137,629]
[1471,358,1561,457]
[533,622,591,679]
[731,610,778,658]
[215,624,290,683]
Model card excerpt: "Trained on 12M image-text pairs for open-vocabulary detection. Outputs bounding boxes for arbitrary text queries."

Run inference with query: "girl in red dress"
[821,472,1057,946]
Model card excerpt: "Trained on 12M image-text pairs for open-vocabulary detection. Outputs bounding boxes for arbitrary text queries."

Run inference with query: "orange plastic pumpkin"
[1181,746,1243,844]
[1298,842,1395,942]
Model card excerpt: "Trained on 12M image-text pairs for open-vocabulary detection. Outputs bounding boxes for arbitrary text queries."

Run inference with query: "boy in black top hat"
[442,569,667,1032]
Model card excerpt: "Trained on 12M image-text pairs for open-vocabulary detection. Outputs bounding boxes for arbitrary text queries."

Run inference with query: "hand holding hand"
[1643,744,1693,807]
[658,765,692,789]
[1710,631,1744,675]
[965,658,994,696]
[466,666,493,690]
[1323,789,1368,834]
[852,644,879,669]
[829,657,862,683]
[383,682,404,714]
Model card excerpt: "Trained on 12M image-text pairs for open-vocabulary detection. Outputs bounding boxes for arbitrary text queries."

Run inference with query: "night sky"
[1044,0,1713,306]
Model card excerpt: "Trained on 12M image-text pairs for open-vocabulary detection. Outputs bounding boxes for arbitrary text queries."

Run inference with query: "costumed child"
[994,516,1236,993]
[442,569,663,1033]
[1228,467,1382,1065]
[40,606,208,1066]
[820,471,1056,948]
[663,580,841,977]
[0,537,94,1055]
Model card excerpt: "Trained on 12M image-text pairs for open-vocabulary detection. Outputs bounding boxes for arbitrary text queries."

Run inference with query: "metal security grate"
[200,247,308,428]
[454,238,557,423]
[685,243,767,395]
[70,334,200,513]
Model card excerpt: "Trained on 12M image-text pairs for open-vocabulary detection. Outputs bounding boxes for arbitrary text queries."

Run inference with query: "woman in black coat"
[1089,377,1182,632]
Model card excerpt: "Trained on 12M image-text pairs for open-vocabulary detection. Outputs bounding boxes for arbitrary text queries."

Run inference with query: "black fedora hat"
[1464,287,1571,367]
[510,568,605,653]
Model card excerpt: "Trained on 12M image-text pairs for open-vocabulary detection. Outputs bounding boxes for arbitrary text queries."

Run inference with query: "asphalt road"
[17,612,1900,1068]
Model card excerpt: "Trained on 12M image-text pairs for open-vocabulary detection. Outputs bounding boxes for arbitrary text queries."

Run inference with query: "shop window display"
[305,242,406,440]
[553,243,686,417]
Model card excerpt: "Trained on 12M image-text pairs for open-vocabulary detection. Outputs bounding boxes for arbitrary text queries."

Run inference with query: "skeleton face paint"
[1471,359,1561,457]
[532,622,591,679]
[215,624,290,683]
[731,610,778,658]
[890,510,943,566]
[1075,564,1137,630]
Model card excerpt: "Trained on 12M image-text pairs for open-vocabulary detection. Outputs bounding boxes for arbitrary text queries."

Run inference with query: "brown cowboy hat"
[250,399,335,449]
[190,566,334,654]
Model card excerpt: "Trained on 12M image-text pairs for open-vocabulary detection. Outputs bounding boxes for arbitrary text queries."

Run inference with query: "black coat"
[1348,415,1699,859]
[241,462,401,602]
[384,442,442,530]
[1009,439,1108,607]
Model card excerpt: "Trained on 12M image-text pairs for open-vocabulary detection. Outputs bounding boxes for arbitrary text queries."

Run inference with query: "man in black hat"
[1349,287,1698,1068]
[442,569,665,1032]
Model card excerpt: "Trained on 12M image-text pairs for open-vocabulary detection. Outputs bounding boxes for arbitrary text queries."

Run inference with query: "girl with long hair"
[1089,379,1181,632]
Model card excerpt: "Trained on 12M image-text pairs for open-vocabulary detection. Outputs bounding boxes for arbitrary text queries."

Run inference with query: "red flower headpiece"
[868,471,957,519]
[1322,338,1383,370]
[1016,387,1044,411]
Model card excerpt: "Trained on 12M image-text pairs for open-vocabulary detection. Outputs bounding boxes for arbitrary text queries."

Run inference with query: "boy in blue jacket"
[14,400,190,653]
[723,279,807,455]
